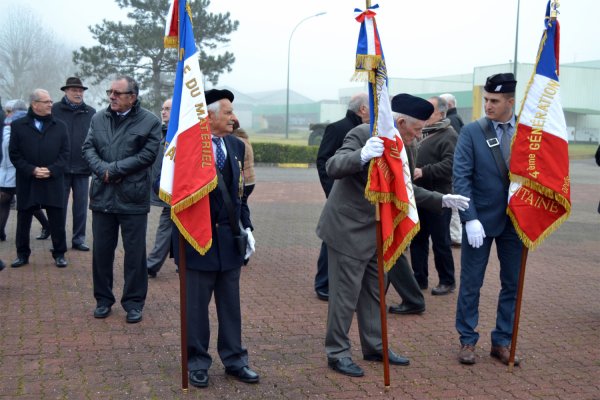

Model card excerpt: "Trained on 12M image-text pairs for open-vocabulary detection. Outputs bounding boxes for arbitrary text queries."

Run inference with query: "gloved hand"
[442,194,470,211]
[360,136,384,164]
[245,228,255,259]
[465,219,486,248]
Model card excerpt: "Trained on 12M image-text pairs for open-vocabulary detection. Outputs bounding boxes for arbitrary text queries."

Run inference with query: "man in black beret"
[454,72,523,366]
[171,88,259,388]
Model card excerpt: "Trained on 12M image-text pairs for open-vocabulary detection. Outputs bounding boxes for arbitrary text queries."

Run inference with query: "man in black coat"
[82,76,161,324]
[52,77,96,252]
[314,93,369,301]
[172,89,259,388]
[9,89,69,268]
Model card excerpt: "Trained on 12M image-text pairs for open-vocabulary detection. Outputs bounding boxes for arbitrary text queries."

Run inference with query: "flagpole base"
[507,363,515,373]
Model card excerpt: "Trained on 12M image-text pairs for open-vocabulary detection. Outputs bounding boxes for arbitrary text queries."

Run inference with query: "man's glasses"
[33,100,53,105]
[106,90,133,96]
[161,107,171,111]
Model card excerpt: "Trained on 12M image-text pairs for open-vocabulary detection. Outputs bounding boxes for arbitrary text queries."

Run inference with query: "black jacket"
[446,107,464,135]
[9,111,69,210]
[52,99,96,175]
[82,101,161,214]
[316,110,363,196]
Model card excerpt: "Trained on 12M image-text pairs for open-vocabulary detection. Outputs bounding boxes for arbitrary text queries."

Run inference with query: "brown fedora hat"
[61,77,88,91]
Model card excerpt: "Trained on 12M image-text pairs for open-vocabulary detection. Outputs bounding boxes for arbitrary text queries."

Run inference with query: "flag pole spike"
[550,0,559,20]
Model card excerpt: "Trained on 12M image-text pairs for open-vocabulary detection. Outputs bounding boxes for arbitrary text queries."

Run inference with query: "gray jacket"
[82,101,161,214]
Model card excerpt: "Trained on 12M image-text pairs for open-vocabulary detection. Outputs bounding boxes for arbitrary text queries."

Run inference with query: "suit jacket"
[453,117,510,236]
[172,134,252,272]
[316,124,442,261]
[316,110,363,196]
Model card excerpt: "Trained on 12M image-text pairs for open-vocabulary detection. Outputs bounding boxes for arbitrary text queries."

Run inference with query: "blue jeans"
[455,222,522,347]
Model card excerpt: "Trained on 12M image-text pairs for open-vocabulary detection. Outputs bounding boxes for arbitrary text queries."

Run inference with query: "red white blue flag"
[508,1,570,250]
[356,4,419,271]
[161,0,217,254]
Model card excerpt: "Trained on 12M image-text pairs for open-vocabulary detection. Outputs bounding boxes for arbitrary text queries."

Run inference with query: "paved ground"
[0,159,598,399]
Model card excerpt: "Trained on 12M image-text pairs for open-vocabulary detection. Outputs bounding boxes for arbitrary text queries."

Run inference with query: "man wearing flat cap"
[53,77,96,252]
[83,75,161,324]
[171,88,259,388]
[316,93,468,377]
[453,72,523,366]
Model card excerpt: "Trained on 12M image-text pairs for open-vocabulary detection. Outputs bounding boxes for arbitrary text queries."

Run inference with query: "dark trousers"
[387,253,425,308]
[16,205,66,259]
[410,208,455,287]
[63,174,89,246]
[315,241,329,293]
[0,188,49,239]
[92,212,148,311]
[147,207,172,272]
[186,267,248,371]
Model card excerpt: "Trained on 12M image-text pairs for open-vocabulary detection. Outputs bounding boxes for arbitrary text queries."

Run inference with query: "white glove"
[465,219,486,249]
[244,228,255,259]
[442,194,470,211]
[360,136,384,164]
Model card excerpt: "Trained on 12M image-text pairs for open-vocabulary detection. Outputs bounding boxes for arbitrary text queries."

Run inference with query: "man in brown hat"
[52,77,96,251]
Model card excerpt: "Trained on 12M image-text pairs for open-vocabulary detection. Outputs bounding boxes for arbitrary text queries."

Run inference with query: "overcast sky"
[15,0,600,101]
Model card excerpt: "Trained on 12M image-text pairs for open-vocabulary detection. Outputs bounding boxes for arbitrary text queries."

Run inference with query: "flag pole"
[364,0,390,388]
[179,232,189,390]
[508,246,527,372]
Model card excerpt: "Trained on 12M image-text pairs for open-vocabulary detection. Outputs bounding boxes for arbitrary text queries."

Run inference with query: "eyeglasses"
[161,107,171,111]
[33,100,53,105]
[106,90,133,96]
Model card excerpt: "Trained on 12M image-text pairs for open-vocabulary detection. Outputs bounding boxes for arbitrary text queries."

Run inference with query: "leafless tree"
[0,7,76,103]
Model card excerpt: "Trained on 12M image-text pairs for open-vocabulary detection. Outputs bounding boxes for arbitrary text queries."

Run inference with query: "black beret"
[205,89,234,105]
[484,73,517,93]
[391,93,434,121]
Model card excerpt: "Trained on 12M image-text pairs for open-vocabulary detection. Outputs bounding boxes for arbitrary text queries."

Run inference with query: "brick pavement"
[0,159,598,399]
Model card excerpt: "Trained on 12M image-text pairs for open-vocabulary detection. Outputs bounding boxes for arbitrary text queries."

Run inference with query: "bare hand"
[33,167,51,179]
[413,167,423,180]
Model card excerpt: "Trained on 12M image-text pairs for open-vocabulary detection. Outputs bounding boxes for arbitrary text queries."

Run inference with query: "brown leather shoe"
[490,345,520,366]
[458,344,476,365]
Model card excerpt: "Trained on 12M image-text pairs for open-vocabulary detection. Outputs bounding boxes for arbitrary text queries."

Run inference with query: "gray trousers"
[326,247,382,361]
[147,206,172,271]
[387,253,425,308]
[63,174,89,246]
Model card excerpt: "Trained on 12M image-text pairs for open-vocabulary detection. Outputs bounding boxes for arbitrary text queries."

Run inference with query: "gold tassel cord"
[170,176,217,214]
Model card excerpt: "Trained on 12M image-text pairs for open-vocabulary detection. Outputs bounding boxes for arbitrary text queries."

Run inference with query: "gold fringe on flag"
[164,36,178,48]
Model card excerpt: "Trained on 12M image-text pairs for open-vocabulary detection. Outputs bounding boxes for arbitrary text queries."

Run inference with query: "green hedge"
[253,143,319,164]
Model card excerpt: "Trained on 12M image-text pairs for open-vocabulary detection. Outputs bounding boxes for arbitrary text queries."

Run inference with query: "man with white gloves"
[453,73,523,367]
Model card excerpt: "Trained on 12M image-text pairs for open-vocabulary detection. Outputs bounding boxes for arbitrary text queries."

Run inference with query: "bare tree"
[0,7,76,103]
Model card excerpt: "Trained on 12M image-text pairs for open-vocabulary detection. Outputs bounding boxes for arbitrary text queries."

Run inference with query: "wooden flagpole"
[508,246,527,372]
[179,232,189,391]
[375,205,391,387]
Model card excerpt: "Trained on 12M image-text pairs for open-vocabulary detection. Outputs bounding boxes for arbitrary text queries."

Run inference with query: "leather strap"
[476,117,509,187]
[215,168,241,236]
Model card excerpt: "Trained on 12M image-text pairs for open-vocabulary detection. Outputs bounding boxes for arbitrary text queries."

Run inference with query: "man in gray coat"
[82,75,161,324]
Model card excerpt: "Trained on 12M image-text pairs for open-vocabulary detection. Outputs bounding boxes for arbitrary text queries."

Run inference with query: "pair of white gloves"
[361,136,471,212]
[245,228,256,260]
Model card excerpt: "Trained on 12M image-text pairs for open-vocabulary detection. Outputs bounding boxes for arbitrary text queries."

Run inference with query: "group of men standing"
[315,72,524,376]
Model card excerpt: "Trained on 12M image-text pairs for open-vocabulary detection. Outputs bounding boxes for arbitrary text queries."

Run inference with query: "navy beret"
[391,93,434,121]
[484,73,517,93]
[205,89,234,105]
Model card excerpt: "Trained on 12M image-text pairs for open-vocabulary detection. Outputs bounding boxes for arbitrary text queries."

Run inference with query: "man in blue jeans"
[453,73,523,366]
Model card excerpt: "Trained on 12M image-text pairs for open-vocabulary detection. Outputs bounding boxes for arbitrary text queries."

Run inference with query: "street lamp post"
[285,11,326,139]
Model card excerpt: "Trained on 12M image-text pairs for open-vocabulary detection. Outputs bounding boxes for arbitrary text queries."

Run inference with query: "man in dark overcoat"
[9,89,69,268]
[172,89,259,389]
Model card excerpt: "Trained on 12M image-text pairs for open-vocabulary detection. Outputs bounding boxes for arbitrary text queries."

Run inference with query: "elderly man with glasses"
[82,75,161,324]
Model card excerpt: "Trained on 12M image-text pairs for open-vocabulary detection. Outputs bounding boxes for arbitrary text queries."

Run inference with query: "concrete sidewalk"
[0,159,598,399]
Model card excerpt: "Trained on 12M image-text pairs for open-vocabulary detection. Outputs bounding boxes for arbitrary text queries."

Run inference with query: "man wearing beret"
[172,89,259,388]
[453,73,523,366]
[52,77,96,252]
[83,75,161,324]
[316,93,469,377]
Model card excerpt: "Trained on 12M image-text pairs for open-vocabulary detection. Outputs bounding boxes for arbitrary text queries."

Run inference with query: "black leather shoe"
[72,243,90,251]
[189,369,209,388]
[147,267,158,278]
[316,289,329,301]
[36,228,50,240]
[431,283,456,296]
[328,357,364,377]
[364,350,410,366]
[11,257,29,268]
[389,303,425,315]
[0,259,5,271]
[126,309,143,323]
[93,305,111,319]
[225,366,259,383]
[55,256,68,268]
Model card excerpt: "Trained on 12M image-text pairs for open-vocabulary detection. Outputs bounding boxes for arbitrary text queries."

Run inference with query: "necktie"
[213,138,226,170]
[499,123,511,165]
